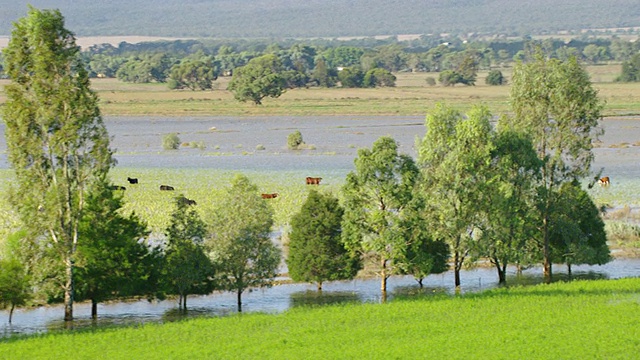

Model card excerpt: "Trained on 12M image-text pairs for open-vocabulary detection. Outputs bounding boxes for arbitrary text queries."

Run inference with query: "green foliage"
[75,181,159,318]
[2,278,639,358]
[164,196,215,309]
[287,130,304,150]
[363,68,396,87]
[549,181,611,268]
[616,53,640,82]
[1,6,114,321]
[425,76,436,86]
[417,104,495,287]
[485,69,506,85]
[438,70,463,86]
[337,66,364,88]
[227,54,286,105]
[168,58,218,90]
[206,175,281,312]
[311,58,338,87]
[0,252,31,324]
[342,136,420,294]
[287,190,361,290]
[507,49,604,278]
[116,54,173,83]
[162,133,181,150]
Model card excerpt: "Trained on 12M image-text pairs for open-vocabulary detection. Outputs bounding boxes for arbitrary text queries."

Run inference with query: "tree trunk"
[317,281,323,292]
[417,278,424,288]
[64,255,74,322]
[494,259,506,284]
[380,258,387,302]
[567,263,572,276]
[91,299,98,320]
[183,294,187,310]
[9,304,15,324]
[543,214,552,283]
[454,250,461,290]
[237,289,243,313]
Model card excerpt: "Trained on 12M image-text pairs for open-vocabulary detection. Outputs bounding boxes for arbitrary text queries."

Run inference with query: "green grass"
[1,278,639,359]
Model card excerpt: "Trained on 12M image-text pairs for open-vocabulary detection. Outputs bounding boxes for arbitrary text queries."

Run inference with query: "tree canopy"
[227,54,286,105]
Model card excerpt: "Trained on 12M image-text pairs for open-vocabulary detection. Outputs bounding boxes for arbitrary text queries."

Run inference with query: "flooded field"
[1,115,639,337]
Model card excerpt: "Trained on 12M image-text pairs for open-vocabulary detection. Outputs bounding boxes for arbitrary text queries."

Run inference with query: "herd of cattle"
[110,176,324,204]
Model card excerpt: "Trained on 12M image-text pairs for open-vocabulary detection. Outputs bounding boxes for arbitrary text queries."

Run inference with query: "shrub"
[485,70,506,85]
[162,133,181,150]
[425,77,436,86]
[287,130,304,150]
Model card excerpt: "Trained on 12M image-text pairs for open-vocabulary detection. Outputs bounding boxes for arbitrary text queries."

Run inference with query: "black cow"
[160,185,175,191]
[110,185,126,191]
[177,195,197,206]
[127,177,139,184]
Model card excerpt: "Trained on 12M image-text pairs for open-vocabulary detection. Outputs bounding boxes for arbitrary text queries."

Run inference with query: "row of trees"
[0,8,611,323]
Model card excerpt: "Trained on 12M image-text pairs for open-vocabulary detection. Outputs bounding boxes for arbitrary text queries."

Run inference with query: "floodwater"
[1,115,640,337]
[2,258,640,338]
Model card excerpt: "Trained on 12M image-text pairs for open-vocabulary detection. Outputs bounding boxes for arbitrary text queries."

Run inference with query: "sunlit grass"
[1,278,639,359]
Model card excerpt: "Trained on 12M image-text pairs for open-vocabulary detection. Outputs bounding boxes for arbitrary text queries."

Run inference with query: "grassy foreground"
[1,278,639,359]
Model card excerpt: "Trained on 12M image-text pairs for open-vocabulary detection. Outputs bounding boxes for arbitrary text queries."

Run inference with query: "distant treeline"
[2,35,639,86]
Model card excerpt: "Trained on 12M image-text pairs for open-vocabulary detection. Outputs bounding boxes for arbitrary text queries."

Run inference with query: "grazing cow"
[110,185,126,191]
[598,176,610,187]
[261,193,279,199]
[160,185,175,191]
[127,177,139,184]
[177,195,197,206]
[305,177,322,185]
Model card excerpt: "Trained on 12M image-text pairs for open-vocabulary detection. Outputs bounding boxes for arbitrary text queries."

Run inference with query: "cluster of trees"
[0,8,612,323]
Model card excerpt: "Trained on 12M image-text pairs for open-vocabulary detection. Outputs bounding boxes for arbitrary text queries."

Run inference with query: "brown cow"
[261,193,279,199]
[305,177,322,185]
[597,176,610,187]
[160,185,175,191]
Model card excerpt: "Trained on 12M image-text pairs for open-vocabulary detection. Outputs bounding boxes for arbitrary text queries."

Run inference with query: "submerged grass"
[1,278,639,359]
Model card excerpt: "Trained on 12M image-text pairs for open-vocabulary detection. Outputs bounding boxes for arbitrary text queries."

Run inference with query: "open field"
[1,278,639,359]
[1,65,637,117]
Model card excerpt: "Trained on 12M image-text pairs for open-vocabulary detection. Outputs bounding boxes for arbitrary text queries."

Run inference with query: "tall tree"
[75,181,160,319]
[2,7,114,321]
[168,58,218,90]
[481,126,541,283]
[207,175,281,312]
[341,136,420,298]
[164,195,215,311]
[506,50,604,280]
[287,190,361,291]
[417,104,495,289]
[227,54,286,105]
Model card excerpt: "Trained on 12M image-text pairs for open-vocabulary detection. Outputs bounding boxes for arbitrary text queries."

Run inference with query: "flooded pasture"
[1,115,639,337]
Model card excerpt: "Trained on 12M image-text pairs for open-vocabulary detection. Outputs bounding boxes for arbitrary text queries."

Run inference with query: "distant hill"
[1,0,639,39]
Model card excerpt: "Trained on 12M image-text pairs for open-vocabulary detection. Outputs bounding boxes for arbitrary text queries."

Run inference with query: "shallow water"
[2,258,639,338]
[1,115,639,338]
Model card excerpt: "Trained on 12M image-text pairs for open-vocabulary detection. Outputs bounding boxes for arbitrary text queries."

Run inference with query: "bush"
[287,130,304,150]
[485,70,506,85]
[425,77,436,86]
[162,133,181,150]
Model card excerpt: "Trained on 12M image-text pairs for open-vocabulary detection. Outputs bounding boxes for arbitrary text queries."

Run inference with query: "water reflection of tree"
[289,291,361,308]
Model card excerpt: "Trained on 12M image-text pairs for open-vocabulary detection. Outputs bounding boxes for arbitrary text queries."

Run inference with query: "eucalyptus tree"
[2,7,114,321]
[206,175,281,312]
[75,181,159,319]
[341,136,420,297]
[164,195,215,311]
[287,190,361,291]
[227,54,286,105]
[506,50,604,280]
[168,58,218,90]
[481,126,542,283]
[549,181,610,274]
[417,104,495,289]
